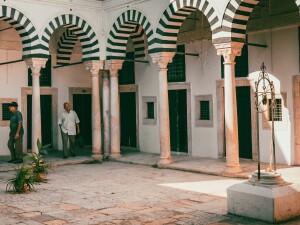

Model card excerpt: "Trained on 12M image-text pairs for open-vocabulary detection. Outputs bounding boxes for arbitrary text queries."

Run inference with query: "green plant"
[25,139,52,182]
[6,166,35,193]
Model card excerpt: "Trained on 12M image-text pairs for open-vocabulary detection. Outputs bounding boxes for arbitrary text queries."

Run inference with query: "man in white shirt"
[58,102,80,159]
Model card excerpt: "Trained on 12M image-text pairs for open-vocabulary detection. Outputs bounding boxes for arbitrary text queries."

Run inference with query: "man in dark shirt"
[7,102,24,163]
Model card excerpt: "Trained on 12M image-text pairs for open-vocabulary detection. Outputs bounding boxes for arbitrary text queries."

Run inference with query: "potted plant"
[25,139,52,182]
[6,166,35,193]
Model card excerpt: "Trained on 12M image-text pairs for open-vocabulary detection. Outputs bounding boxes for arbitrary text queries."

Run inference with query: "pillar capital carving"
[84,60,104,76]
[105,60,124,77]
[215,42,244,63]
[150,52,175,69]
[25,58,48,76]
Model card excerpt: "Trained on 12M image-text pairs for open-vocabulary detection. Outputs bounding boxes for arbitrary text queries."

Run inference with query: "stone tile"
[144,217,178,225]
[43,219,67,225]
[31,214,56,223]
[98,207,133,215]
[57,203,81,211]
[19,211,42,218]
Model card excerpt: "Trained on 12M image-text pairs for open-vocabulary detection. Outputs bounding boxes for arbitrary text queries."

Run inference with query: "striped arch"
[41,14,100,61]
[221,0,300,44]
[106,10,154,60]
[152,0,221,54]
[0,5,41,58]
[57,29,77,65]
[131,25,146,59]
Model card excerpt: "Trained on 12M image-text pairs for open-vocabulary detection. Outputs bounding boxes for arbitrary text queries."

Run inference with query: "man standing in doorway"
[58,102,80,159]
[7,101,24,164]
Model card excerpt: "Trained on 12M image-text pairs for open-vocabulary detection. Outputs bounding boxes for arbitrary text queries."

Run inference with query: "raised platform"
[228,179,300,223]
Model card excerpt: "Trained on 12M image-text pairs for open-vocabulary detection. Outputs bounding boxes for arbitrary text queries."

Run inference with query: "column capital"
[84,60,104,76]
[150,52,175,69]
[25,58,48,76]
[215,42,244,63]
[105,60,124,77]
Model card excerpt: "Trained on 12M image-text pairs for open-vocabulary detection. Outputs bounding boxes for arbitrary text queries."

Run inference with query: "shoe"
[8,159,15,163]
[63,156,68,159]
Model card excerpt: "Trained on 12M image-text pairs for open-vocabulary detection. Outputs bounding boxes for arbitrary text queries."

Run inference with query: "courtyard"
[0,162,300,225]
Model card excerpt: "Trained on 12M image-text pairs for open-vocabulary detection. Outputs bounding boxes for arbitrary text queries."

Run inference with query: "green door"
[168,90,188,153]
[27,95,52,149]
[120,92,137,148]
[73,94,92,145]
[236,86,252,159]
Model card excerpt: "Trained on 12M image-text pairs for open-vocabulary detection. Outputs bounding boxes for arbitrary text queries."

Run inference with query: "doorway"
[168,90,188,153]
[120,92,137,148]
[27,95,52,149]
[236,86,252,159]
[73,94,92,146]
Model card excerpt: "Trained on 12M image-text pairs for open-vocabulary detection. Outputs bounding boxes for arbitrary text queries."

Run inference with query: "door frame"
[69,87,92,107]
[119,84,139,150]
[168,82,192,155]
[21,87,58,152]
[293,75,300,165]
[216,78,258,160]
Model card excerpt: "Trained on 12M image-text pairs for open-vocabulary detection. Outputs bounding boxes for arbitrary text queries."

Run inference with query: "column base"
[224,165,242,173]
[157,157,173,167]
[110,153,121,160]
[92,153,103,162]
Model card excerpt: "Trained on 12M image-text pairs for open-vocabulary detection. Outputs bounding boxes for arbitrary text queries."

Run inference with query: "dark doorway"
[168,90,188,153]
[236,86,252,159]
[120,92,137,148]
[73,94,92,146]
[27,95,52,149]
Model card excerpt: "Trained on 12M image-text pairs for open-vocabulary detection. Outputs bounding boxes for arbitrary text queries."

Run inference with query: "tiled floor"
[0,162,300,224]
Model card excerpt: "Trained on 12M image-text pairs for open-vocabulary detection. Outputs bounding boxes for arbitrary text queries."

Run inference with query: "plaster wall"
[135,55,160,154]
[248,26,299,165]
[185,40,220,158]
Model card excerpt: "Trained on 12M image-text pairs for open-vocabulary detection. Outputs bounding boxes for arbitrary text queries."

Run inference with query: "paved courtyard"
[0,162,300,225]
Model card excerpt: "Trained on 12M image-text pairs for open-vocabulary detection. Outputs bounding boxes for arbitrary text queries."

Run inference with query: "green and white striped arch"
[41,14,100,61]
[0,5,41,59]
[151,0,221,54]
[221,0,300,44]
[106,10,154,60]
[57,29,77,65]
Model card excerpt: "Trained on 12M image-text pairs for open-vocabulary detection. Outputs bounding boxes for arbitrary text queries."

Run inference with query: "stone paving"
[1,162,300,225]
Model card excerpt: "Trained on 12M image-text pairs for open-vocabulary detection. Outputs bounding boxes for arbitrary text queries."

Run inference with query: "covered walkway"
[0,151,296,182]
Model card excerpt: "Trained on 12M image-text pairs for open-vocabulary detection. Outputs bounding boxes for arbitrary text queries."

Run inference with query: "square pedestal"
[227,182,300,223]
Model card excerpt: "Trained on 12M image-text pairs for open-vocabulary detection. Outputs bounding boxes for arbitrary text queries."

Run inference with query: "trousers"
[7,134,23,161]
[61,131,76,157]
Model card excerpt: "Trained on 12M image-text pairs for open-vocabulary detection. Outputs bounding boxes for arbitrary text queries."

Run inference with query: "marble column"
[216,43,244,173]
[25,58,47,154]
[151,52,175,166]
[102,70,111,159]
[85,60,104,161]
[105,60,124,160]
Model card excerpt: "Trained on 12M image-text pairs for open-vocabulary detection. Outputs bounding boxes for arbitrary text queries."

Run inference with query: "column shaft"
[102,71,111,158]
[158,68,172,165]
[224,60,241,172]
[91,73,102,161]
[110,71,121,159]
[32,73,41,154]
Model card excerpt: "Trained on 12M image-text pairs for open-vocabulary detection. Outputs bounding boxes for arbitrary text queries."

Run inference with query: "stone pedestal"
[228,176,300,223]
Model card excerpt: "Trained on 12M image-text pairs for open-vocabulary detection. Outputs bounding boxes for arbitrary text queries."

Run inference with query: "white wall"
[136,55,160,154]
[185,40,221,158]
[248,26,299,165]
